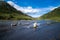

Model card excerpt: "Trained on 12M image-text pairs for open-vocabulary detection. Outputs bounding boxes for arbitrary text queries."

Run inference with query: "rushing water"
[0,20,60,40]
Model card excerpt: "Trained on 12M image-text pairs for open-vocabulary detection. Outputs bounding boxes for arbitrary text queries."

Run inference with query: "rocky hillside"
[0,1,33,20]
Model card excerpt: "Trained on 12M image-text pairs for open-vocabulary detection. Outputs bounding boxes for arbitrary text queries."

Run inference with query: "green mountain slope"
[0,1,33,20]
[39,7,60,21]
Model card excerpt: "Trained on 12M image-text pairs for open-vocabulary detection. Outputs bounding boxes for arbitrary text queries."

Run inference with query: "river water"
[0,20,60,40]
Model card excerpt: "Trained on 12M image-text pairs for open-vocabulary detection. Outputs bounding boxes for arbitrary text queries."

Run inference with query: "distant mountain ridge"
[0,1,33,20]
[39,7,60,21]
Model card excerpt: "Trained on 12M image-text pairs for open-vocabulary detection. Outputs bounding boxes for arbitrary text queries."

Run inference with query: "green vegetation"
[0,1,33,20]
[39,7,60,22]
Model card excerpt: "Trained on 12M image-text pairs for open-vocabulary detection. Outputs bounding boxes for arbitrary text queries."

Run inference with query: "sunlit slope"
[39,7,60,21]
[0,1,33,20]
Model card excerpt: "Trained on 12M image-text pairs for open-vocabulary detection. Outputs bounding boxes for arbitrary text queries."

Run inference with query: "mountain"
[39,7,60,21]
[0,1,33,20]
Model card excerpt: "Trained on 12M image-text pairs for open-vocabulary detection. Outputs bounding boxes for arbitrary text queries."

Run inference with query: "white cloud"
[7,1,59,17]
[20,6,41,13]
[7,1,15,6]
[7,1,41,13]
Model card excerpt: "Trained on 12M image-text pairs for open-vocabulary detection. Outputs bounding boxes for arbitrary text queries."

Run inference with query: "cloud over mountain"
[7,1,59,17]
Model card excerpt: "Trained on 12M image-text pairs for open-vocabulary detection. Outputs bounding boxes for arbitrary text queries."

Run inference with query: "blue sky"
[5,0,60,17]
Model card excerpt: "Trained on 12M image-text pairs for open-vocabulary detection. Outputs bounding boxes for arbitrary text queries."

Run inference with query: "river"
[0,20,60,40]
